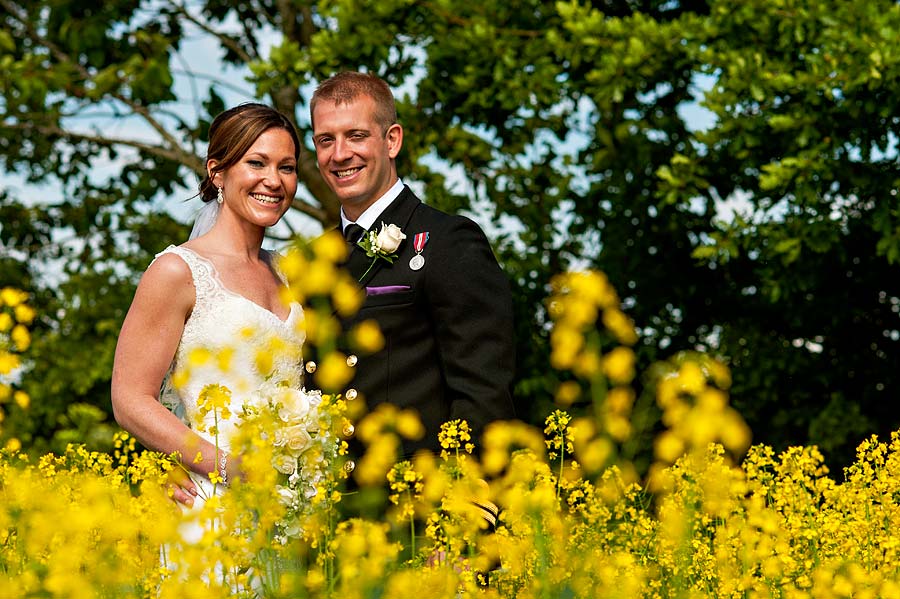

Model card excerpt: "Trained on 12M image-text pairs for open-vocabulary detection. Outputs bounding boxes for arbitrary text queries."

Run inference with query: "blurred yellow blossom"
[351,319,385,354]
[332,279,365,316]
[396,409,425,441]
[602,308,638,345]
[550,325,583,369]
[602,346,635,384]
[0,352,19,375]
[311,229,349,263]
[303,259,339,296]
[13,390,29,409]
[14,304,36,325]
[555,380,581,406]
[10,325,30,352]
[0,287,27,307]
[186,347,212,367]
[317,352,353,392]
[1,268,898,599]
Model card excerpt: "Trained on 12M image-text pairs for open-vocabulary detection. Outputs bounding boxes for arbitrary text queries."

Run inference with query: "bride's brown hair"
[198,103,301,202]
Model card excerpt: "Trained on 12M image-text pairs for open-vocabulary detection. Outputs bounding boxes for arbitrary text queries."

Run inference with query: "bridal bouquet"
[238,381,345,542]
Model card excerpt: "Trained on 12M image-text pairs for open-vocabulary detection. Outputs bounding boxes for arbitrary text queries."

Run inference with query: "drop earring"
[216,186,224,205]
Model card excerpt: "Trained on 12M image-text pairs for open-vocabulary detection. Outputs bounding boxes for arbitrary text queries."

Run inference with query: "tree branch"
[1,121,206,174]
[289,197,328,223]
[166,0,257,64]
[169,68,256,98]
[419,1,543,37]
[1,0,198,169]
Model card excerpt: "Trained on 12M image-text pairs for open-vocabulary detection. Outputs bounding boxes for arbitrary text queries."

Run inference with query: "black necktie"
[343,223,365,245]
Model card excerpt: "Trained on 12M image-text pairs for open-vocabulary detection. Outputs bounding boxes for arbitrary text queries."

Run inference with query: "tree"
[3,0,900,468]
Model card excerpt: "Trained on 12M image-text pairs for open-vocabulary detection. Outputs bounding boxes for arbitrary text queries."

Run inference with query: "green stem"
[213,408,221,494]
[408,489,416,557]
[557,445,565,500]
[359,259,377,282]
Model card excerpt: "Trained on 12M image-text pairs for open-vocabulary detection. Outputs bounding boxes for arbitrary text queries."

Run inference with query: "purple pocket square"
[366,285,411,296]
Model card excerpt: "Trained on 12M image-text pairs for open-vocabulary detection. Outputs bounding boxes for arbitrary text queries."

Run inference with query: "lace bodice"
[155,245,305,452]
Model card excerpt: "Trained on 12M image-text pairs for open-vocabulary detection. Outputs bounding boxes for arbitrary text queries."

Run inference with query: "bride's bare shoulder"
[142,249,194,289]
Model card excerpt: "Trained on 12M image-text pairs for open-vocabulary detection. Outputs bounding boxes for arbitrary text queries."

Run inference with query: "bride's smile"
[216,127,299,229]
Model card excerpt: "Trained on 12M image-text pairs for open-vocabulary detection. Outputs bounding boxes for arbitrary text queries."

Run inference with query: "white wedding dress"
[154,245,306,514]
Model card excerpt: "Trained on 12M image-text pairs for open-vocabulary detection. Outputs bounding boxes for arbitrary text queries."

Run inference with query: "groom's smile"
[312,95,403,221]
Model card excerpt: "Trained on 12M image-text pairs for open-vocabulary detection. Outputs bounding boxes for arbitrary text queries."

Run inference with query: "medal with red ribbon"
[409,232,429,271]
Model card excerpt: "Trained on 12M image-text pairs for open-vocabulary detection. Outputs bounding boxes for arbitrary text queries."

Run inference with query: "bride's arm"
[111,254,235,497]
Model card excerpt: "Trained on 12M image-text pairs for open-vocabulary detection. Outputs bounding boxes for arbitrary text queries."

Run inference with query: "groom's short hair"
[310,71,397,133]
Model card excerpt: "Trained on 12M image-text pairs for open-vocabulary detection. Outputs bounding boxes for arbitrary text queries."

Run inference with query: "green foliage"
[4,0,900,469]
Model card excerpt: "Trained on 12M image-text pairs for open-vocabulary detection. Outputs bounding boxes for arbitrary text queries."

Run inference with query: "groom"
[310,72,517,457]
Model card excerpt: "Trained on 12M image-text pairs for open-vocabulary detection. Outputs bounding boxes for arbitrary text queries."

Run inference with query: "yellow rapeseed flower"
[316,352,353,392]
[562,297,598,329]
[13,391,29,409]
[573,351,602,378]
[10,325,30,352]
[351,319,385,354]
[303,259,339,296]
[550,325,583,369]
[655,430,685,464]
[578,437,614,471]
[720,410,752,454]
[569,270,617,308]
[197,384,232,416]
[216,346,234,372]
[555,380,581,406]
[277,249,306,281]
[606,386,634,414]
[14,304,36,325]
[170,367,189,389]
[677,361,706,394]
[0,352,20,375]
[332,279,365,316]
[396,409,425,440]
[187,347,212,367]
[312,229,348,262]
[603,346,635,385]
[439,419,473,452]
[602,308,638,345]
[0,313,12,332]
[604,414,632,442]
[0,288,27,307]
[255,347,274,376]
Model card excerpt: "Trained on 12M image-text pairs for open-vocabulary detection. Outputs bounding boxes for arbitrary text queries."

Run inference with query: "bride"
[111,103,304,508]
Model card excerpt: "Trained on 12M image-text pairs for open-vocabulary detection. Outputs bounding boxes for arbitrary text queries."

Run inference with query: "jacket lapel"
[346,186,421,286]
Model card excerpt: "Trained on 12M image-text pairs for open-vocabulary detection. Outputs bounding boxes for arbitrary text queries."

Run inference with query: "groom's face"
[312,94,402,220]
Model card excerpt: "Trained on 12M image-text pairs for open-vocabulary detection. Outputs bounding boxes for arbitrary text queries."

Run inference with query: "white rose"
[273,428,288,447]
[282,424,313,454]
[276,485,298,506]
[273,454,297,474]
[374,223,406,253]
[281,518,303,538]
[275,387,311,423]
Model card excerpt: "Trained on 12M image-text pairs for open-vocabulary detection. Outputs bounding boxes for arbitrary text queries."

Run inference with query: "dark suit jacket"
[340,186,516,456]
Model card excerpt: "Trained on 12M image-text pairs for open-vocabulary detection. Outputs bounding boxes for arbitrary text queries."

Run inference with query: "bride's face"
[214,127,298,228]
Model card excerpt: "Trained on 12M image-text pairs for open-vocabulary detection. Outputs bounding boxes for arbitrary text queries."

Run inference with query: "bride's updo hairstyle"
[198,103,301,202]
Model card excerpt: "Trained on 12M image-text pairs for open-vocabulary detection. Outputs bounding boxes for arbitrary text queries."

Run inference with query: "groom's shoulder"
[411,200,483,232]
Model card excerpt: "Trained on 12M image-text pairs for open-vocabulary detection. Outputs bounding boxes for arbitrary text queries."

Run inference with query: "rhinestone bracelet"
[218,452,228,486]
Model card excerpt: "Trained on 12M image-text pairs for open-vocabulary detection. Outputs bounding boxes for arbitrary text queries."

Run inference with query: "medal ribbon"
[413,232,429,253]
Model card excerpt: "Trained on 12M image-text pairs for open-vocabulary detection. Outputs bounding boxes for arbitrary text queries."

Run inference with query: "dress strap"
[262,249,289,285]
[152,245,219,306]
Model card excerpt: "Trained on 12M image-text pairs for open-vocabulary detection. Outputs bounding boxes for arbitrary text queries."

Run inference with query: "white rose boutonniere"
[374,223,405,253]
[357,222,406,280]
